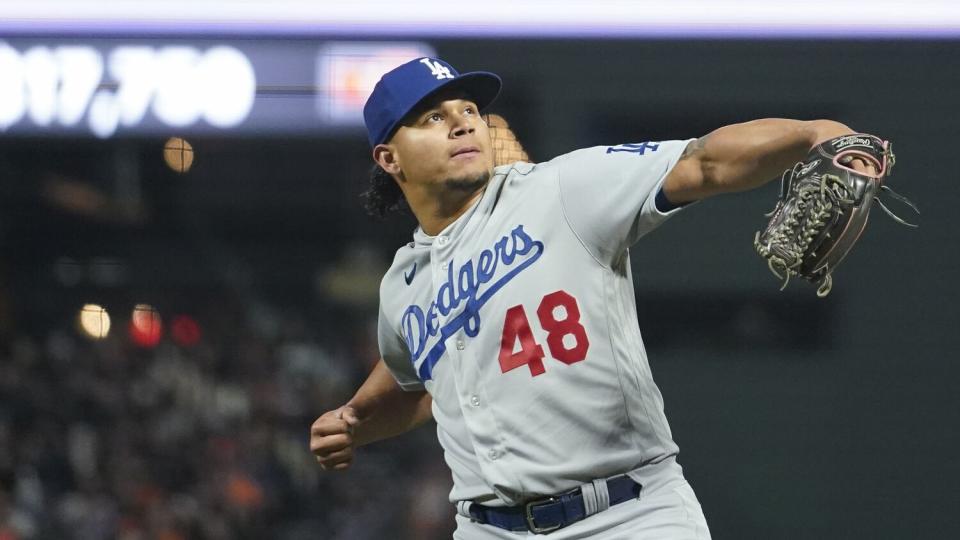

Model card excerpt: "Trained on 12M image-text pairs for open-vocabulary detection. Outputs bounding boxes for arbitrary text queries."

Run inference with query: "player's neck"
[410,186,486,236]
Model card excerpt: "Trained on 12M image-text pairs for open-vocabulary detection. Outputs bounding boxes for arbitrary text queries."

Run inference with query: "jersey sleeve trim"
[396,379,426,391]
[653,186,692,213]
[643,147,699,219]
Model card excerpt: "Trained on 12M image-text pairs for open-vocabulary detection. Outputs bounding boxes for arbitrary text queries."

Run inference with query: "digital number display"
[0,40,435,138]
[0,43,255,137]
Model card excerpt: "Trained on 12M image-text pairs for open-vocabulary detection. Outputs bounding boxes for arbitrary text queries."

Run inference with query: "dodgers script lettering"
[402,224,544,381]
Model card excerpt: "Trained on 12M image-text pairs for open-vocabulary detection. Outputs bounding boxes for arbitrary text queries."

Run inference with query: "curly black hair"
[361,164,408,218]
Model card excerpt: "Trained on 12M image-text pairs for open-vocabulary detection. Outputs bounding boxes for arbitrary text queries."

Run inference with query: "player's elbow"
[804,119,855,147]
[696,158,739,197]
[663,157,727,202]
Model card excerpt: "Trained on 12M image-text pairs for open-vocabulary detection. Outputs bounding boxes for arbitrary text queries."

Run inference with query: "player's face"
[388,95,494,193]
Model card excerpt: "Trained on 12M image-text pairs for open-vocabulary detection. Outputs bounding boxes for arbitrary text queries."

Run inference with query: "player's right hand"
[309,405,360,471]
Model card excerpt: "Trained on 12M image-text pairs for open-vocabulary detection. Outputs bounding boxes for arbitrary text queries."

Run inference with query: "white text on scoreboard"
[0,43,256,138]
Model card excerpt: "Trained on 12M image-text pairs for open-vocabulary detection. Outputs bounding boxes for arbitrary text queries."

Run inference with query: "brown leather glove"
[754,134,918,297]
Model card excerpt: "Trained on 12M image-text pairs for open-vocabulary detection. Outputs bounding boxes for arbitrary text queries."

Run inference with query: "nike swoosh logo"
[404,263,417,285]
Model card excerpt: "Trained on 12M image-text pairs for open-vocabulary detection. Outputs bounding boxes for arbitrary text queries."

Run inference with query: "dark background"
[1,38,957,539]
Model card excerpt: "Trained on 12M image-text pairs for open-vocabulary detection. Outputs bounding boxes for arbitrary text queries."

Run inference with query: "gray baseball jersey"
[378,140,693,506]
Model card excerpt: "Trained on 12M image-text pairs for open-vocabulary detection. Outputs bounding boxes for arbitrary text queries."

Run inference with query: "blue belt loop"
[456,500,473,520]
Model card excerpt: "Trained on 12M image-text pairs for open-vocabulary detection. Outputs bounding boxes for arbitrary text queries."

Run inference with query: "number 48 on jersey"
[498,290,590,377]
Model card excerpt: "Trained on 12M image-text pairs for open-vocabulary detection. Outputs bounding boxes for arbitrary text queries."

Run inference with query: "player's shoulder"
[488,149,609,196]
[484,160,548,199]
[545,141,692,166]
[490,146,612,187]
[511,146,621,181]
[540,141,695,184]
[541,145,612,167]
[494,146,612,177]
[493,160,537,180]
[491,156,574,188]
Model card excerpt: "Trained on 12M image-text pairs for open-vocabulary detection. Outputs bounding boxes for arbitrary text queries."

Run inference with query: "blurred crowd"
[0,293,456,540]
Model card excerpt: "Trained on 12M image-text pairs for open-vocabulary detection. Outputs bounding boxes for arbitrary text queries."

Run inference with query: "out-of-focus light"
[316,42,436,124]
[197,46,256,128]
[78,303,110,339]
[23,46,57,127]
[129,303,162,347]
[163,136,194,173]
[0,43,26,130]
[8,2,960,38]
[171,315,201,347]
[0,42,255,136]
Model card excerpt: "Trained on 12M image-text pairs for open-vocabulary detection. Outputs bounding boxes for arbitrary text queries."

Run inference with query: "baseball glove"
[754,133,918,297]
[484,113,530,166]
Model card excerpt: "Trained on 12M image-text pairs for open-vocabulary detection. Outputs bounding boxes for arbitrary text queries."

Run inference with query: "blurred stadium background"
[1,2,958,539]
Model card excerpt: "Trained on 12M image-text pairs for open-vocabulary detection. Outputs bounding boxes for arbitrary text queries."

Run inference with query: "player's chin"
[444,168,491,193]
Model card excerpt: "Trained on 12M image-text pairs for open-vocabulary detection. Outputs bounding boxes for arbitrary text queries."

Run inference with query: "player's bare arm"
[662,118,863,204]
[310,359,432,470]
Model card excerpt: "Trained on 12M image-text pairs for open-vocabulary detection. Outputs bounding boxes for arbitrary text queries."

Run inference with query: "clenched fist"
[310,405,360,471]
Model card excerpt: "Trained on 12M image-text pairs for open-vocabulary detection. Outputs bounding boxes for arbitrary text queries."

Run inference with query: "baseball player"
[310,57,876,538]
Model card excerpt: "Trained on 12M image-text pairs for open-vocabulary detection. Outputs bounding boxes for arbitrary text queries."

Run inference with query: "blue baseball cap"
[363,57,501,148]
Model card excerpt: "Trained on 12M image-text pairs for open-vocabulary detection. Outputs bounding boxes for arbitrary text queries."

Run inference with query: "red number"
[498,305,547,376]
[497,290,590,377]
[537,290,590,364]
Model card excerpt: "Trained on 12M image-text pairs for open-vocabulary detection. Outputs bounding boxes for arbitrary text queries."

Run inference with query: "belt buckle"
[524,496,562,534]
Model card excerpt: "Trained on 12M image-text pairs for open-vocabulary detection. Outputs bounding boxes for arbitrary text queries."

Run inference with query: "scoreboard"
[2,0,957,137]
[0,39,435,137]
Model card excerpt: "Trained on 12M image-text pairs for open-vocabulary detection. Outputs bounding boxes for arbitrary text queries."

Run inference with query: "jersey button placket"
[432,233,505,474]
[433,235,450,279]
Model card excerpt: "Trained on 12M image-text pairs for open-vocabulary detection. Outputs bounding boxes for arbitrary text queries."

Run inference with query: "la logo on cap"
[363,57,501,147]
[420,58,454,80]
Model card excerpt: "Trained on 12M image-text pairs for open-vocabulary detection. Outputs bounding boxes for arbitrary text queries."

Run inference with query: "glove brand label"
[832,135,877,150]
[401,224,545,381]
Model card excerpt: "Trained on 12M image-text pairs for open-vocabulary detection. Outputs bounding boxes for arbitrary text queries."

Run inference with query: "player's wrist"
[806,119,855,148]
[342,399,370,424]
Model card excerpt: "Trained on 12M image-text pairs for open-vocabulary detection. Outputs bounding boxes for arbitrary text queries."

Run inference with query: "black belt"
[467,475,642,534]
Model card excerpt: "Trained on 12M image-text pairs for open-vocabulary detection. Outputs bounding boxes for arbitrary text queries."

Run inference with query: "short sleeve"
[555,139,694,263]
[377,304,425,392]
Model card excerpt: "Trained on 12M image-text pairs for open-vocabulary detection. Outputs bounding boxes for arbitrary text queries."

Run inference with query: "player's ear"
[373,144,402,177]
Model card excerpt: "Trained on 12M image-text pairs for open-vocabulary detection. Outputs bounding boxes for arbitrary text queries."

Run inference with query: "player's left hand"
[310,405,360,471]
